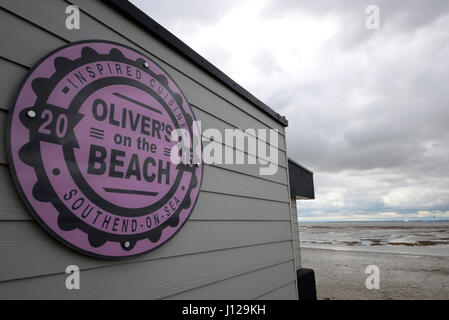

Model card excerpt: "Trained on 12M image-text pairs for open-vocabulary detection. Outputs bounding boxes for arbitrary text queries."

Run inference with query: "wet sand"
[301,247,449,300]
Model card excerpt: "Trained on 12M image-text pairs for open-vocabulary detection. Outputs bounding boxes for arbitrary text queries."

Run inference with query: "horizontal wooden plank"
[192,191,291,221]
[0,3,287,150]
[256,281,297,300]
[69,0,286,133]
[201,165,289,203]
[209,162,287,186]
[0,8,66,67]
[0,220,293,282]
[165,261,296,299]
[0,57,25,109]
[0,166,29,221]
[0,239,293,299]
[0,58,27,111]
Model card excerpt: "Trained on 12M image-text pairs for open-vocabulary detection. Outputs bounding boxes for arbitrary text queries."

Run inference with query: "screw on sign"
[7,40,203,259]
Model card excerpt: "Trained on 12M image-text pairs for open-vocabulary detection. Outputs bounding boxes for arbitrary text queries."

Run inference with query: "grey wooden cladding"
[165,261,295,300]
[202,166,288,202]
[0,166,291,221]
[0,220,293,282]
[0,0,297,299]
[192,191,292,221]
[0,241,294,299]
[256,282,297,300]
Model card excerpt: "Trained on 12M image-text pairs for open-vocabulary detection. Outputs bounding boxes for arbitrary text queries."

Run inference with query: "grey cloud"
[252,48,282,76]
[264,0,449,29]
[263,0,449,48]
[195,42,232,72]
[276,22,449,173]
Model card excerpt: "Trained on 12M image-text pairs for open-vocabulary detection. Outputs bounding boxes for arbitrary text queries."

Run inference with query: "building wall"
[0,0,297,299]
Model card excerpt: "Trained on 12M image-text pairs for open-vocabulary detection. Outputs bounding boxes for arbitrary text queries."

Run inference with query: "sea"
[298,221,449,257]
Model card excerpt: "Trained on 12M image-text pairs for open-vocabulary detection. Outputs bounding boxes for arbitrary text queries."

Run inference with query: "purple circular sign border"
[6,40,204,259]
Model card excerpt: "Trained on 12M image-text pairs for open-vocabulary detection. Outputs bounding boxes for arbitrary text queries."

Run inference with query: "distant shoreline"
[298,221,449,258]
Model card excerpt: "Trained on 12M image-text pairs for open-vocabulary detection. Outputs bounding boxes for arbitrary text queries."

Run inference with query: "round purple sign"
[7,40,203,259]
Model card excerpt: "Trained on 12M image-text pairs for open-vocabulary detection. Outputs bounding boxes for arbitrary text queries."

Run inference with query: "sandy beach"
[299,222,449,300]
[302,247,449,300]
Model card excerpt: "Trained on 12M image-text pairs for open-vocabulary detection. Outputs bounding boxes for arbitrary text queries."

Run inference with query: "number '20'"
[38,109,68,138]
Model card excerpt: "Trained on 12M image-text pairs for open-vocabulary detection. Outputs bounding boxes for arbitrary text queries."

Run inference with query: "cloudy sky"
[130,0,449,222]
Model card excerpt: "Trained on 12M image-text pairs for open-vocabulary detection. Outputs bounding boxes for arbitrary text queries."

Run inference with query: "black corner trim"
[107,0,288,127]
[297,268,317,300]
